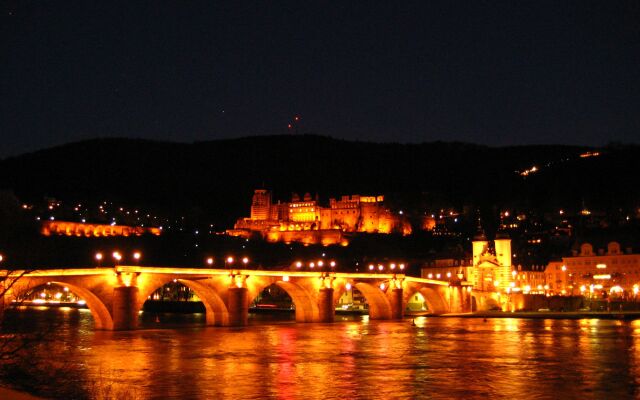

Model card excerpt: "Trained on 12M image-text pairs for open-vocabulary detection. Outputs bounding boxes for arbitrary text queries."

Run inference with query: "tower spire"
[473,211,487,241]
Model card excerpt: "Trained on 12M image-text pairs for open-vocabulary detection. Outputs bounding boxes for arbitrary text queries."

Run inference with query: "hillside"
[0,135,637,226]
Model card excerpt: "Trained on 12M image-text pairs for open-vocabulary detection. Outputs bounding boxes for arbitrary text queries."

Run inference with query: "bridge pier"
[112,286,139,330]
[390,288,404,319]
[447,285,470,313]
[227,287,249,326]
[317,287,334,323]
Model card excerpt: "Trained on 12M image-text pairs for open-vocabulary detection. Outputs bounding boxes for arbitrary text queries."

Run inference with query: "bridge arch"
[249,279,319,323]
[9,279,114,330]
[404,286,448,314]
[473,293,501,311]
[352,282,392,320]
[137,277,230,326]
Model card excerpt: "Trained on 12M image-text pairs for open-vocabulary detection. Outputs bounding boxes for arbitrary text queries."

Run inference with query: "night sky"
[2,1,639,158]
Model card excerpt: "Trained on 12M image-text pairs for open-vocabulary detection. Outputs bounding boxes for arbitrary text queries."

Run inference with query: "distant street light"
[95,252,103,267]
[133,251,142,262]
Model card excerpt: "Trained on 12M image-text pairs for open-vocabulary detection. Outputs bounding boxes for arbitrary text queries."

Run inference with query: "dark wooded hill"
[0,135,637,227]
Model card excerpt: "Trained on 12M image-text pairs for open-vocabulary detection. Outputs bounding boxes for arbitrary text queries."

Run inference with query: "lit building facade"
[545,241,640,298]
[229,189,411,245]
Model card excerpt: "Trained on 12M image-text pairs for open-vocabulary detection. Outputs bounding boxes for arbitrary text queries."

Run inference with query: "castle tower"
[250,189,271,221]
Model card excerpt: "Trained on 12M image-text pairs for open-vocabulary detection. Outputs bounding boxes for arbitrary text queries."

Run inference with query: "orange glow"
[119,272,135,287]
[41,221,161,237]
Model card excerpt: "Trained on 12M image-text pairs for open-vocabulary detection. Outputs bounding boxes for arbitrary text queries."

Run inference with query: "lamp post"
[95,252,103,267]
[225,256,234,269]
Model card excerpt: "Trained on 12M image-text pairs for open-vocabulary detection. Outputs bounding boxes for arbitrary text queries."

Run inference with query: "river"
[3,307,640,399]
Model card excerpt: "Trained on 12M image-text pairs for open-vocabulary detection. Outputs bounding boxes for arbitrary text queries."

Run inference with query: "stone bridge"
[1,267,473,330]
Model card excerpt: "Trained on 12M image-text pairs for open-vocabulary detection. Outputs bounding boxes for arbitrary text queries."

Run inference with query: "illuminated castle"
[228,189,411,245]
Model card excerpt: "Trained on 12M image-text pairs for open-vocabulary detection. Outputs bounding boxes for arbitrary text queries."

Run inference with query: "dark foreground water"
[4,307,640,399]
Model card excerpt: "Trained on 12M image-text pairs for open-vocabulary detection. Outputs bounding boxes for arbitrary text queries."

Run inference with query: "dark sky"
[2,1,639,158]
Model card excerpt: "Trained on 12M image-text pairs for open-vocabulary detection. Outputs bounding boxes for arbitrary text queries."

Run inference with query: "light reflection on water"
[6,309,640,399]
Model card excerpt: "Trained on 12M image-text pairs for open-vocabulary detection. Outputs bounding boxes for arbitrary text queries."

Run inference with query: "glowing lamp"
[206,257,214,265]
[345,283,352,291]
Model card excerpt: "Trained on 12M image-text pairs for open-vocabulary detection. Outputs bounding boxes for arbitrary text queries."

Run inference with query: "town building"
[546,241,640,298]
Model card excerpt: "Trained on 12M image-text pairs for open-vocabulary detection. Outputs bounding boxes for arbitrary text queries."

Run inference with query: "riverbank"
[443,311,640,320]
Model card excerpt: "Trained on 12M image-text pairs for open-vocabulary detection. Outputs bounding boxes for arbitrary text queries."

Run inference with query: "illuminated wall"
[41,221,161,237]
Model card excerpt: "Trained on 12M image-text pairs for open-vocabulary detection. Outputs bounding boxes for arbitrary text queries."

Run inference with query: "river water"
[4,307,640,399]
